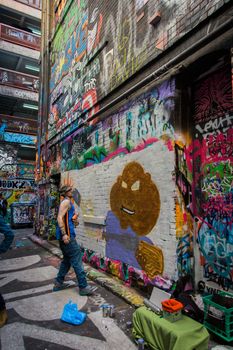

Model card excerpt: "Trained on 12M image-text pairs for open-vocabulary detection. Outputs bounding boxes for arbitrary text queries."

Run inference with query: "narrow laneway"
[0,228,137,350]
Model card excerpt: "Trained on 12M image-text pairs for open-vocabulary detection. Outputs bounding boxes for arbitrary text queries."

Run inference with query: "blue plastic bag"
[61,300,86,325]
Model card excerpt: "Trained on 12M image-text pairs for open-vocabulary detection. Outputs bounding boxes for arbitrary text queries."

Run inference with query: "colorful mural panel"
[1,189,36,223]
[107,161,162,277]
[48,0,185,140]
[50,79,175,173]
[192,66,233,290]
[11,203,34,226]
[0,179,35,190]
[0,144,17,172]
[0,131,36,144]
[0,115,37,135]
[110,162,160,236]
[44,0,233,292]
[61,136,175,280]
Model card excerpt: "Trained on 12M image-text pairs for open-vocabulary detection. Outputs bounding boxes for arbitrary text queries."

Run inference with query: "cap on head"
[59,185,72,196]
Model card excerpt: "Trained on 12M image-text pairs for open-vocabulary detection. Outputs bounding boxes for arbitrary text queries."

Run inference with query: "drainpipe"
[36,0,45,177]
[37,0,50,178]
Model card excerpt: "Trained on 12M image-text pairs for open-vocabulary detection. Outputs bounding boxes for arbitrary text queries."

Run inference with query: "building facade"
[0,0,41,224]
[38,0,233,292]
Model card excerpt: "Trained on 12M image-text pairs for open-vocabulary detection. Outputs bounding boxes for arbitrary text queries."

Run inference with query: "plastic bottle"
[102,304,109,317]
[126,321,132,329]
[137,338,145,350]
[109,305,115,318]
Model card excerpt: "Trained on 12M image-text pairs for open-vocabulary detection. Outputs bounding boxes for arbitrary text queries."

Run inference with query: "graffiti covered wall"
[62,143,175,279]
[0,144,17,170]
[45,0,233,289]
[59,78,178,283]
[192,66,233,290]
[48,0,225,141]
[57,62,232,289]
[0,178,36,222]
[0,115,37,135]
[54,79,175,172]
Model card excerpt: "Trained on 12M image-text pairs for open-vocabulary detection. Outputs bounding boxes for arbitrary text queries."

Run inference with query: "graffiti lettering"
[3,132,36,145]
[195,114,233,137]
[0,179,35,190]
[198,221,233,279]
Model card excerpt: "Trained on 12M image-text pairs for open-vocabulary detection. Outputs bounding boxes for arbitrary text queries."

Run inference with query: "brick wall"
[57,78,178,281]
[61,140,176,278]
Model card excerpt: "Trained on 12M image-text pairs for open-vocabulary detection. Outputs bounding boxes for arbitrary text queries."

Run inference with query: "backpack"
[172,275,204,323]
[175,292,204,323]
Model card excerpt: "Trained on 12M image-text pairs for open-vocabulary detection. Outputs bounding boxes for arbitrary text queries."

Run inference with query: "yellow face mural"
[110,162,160,235]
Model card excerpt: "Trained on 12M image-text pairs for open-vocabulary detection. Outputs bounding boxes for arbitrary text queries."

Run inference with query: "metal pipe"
[36,0,46,175]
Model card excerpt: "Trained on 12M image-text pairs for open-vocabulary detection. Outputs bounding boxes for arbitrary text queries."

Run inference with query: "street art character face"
[110,162,160,235]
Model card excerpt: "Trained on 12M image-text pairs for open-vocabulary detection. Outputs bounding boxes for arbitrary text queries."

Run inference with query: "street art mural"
[1,23,40,51]
[110,162,160,235]
[17,191,36,203]
[47,182,60,239]
[2,132,36,145]
[53,0,72,26]
[191,66,233,290]
[61,138,175,285]
[0,179,35,190]
[16,163,35,179]
[45,0,233,290]
[0,140,36,223]
[0,120,36,144]
[56,63,232,290]
[11,204,34,226]
[106,161,163,278]
[48,0,193,140]
[0,162,35,179]
[50,79,175,173]
[47,57,232,292]
[0,144,17,173]
[87,7,103,55]
[0,115,37,135]
[49,78,176,286]
[0,68,39,92]
[0,189,36,224]
[174,142,194,277]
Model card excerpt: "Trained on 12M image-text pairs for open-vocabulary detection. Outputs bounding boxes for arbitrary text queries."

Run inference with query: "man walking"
[0,293,7,327]
[0,193,8,219]
[53,185,97,296]
[0,195,14,254]
[0,193,14,328]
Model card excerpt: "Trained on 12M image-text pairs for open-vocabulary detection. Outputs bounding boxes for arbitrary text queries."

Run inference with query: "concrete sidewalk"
[0,228,139,350]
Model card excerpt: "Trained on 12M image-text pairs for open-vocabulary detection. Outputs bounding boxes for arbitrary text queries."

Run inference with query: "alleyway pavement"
[0,228,137,350]
[0,228,232,350]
